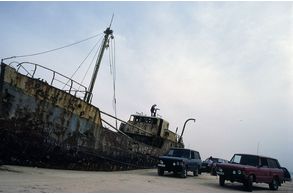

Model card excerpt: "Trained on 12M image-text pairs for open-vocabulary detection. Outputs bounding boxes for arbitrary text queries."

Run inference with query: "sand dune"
[0,165,292,193]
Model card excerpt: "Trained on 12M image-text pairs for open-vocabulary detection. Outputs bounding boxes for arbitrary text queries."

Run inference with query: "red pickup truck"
[216,154,286,192]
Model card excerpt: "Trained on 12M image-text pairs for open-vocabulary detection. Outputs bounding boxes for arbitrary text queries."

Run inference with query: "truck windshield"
[231,154,258,166]
[231,155,241,164]
[167,149,190,158]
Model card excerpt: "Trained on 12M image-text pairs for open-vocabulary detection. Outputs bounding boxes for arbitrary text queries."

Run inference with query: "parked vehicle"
[157,148,202,178]
[200,156,228,175]
[216,153,285,192]
[281,167,292,182]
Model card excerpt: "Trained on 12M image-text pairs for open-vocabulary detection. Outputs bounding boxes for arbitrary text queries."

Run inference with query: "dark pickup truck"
[157,148,202,178]
[200,157,228,175]
[216,153,286,192]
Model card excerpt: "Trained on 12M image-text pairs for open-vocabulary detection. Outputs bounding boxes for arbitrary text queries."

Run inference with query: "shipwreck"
[0,26,185,171]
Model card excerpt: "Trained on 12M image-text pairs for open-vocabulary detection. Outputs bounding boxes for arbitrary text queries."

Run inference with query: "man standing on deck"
[150,104,159,117]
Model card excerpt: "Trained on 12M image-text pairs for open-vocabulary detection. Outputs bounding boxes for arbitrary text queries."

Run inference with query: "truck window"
[231,154,241,164]
[194,152,200,159]
[167,149,190,158]
[260,158,268,167]
[240,155,258,166]
[196,152,201,160]
[268,159,279,168]
[191,151,195,159]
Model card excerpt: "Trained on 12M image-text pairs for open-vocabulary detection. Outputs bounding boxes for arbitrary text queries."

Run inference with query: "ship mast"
[85,27,114,103]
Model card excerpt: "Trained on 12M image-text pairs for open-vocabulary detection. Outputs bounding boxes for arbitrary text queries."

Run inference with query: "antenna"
[109,13,114,28]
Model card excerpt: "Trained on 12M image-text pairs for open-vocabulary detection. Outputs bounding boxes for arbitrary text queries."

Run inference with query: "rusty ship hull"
[0,63,183,171]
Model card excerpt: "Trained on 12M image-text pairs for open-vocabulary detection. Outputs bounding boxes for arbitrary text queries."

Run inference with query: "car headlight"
[159,160,163,164]
[237,170,242,174]
[218,168,223,172]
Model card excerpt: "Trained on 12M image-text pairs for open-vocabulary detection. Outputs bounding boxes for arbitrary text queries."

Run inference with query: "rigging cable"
[69,36,103,80]
[2,32,103,61]
[109,37,118,130]
[63,35,104,90]
[80,40,103,86]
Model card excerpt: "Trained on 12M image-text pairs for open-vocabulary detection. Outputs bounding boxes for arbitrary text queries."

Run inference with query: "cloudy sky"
[0,2,292,171]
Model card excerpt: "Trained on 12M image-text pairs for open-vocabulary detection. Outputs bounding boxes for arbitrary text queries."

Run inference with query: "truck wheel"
[244,175,253,192]
[269,177,279,190]
[211,167,217,176]
[158,168,164,176]
[219,175,225,186]
[181,167,187,178]
[193,167,199,176]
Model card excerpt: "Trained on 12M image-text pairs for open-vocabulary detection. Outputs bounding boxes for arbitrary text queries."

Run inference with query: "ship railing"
[10,61,88,100]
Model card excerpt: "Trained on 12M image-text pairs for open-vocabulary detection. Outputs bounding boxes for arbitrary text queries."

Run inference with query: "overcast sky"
[0,2,292,172]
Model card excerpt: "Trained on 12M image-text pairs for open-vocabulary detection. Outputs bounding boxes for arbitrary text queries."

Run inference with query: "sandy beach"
[0,165,292,193]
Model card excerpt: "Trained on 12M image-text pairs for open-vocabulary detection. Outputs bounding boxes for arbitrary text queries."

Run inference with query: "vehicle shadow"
[148,171,197,179]
[201,182,270,192]
[145,169,210,179]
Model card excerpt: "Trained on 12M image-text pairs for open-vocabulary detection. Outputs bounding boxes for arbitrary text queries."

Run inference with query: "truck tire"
[269,177,279,191]
[193,167,199,176]
[181,167,187,178]
[219,175,225,186]
[244,175,253,192]
[158,168,164,176]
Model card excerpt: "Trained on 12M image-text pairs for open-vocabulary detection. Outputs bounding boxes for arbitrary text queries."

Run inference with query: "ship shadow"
[0,165,23,173]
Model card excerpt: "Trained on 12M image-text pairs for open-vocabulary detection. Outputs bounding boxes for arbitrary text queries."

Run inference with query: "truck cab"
[119,114,182,147]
